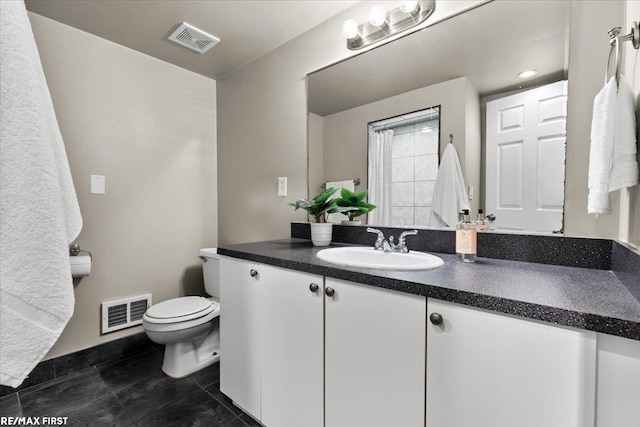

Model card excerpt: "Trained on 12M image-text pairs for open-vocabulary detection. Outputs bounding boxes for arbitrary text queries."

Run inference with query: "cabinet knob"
[249,269,258,278]
[429,312,443,325]
[309,283,319,293]
[325,287,335,297]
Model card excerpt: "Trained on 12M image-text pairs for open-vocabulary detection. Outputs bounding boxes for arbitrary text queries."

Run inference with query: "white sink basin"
[316,247,444,271]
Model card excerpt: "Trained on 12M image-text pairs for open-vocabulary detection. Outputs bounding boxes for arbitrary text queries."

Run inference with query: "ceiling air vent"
[168,22,220,54]
[101,294,152,334]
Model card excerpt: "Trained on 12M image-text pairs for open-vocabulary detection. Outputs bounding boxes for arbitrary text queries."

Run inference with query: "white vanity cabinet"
[221,255,638,427]
[324,278,426,427]
[220,257,323,426]
[220,257,427,427]
[426,298,597,427]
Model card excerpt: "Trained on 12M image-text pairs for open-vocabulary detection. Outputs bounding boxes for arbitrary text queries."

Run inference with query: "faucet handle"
[398,229,418,246]
[366,227,385,250]
[366,227,385,237]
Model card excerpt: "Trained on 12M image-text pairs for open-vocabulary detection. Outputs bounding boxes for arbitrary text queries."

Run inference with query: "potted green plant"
[335,188,376,226]
[289,187,352,246]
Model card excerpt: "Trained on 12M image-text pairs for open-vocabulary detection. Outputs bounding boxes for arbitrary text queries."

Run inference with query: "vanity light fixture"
[518,69,538,79]
[343,0,435,50]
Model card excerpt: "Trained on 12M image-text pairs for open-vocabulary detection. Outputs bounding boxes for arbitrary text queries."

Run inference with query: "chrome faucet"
[367,228,418,253]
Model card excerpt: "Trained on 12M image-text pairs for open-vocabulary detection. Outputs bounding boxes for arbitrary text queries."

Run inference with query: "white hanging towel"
[609,78,638,192]
[325,180,355,224]
[429,144,470,228]
[588,77,638,214]
[1,1,82,387]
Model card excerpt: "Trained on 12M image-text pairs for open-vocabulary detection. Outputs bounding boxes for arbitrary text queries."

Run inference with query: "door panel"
[325,278,426,427]
[219,257,262,418]
[486,80,567,232]
[426,299,596,427]
[261,265,324,427]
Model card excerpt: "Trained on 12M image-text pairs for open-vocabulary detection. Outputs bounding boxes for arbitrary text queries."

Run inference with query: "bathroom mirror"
[307,0,570,234]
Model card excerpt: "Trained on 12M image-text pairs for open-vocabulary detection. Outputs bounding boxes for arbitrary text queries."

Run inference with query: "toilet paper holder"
[69,243,92,259]
[69,243,92,279]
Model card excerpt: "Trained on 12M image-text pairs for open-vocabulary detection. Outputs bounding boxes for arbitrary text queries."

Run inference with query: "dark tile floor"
[0,348,260,427]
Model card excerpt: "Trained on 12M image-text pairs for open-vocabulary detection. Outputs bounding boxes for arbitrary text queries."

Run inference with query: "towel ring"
[605,32,621,85]
[605,22,640,85]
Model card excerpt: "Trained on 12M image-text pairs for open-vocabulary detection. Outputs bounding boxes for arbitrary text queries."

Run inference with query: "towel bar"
[605,21,639,85]
[321,178,360,189]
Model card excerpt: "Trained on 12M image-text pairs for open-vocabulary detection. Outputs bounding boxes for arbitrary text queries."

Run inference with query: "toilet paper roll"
[70,255,91,278]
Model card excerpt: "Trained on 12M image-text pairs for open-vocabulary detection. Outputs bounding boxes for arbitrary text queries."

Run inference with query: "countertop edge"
[218,246,640,341]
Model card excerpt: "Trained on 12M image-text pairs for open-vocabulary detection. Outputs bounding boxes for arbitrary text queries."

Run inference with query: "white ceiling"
[25,0,358,80]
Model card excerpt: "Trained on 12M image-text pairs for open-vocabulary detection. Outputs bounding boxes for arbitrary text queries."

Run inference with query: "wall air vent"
[168,22,220,54]
[101,294,152,334]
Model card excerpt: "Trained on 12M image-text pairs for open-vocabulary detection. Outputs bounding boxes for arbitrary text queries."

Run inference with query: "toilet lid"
[144,296,216,323]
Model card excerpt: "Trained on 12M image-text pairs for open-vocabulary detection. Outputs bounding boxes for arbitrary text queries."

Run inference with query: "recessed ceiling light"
[518,69,538,79]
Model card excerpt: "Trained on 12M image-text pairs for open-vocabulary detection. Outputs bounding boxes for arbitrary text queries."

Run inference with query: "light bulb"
[518,69,538,79]
[369,5,388,27]
[342,19,360,40]
[399,0,419,14]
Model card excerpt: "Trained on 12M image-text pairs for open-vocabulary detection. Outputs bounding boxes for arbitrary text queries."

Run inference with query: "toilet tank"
[200,248,220,298]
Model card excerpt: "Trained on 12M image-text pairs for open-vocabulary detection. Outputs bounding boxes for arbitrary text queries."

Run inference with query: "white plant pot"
[341,220,362,226]
[310,222,333,247]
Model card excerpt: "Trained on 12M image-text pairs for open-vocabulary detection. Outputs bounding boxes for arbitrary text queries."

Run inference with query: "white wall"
[29,13,218,358]
[308,113,325,197]
[464,78,482,216]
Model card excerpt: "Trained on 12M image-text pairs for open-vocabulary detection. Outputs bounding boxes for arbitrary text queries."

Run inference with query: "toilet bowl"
[142,248,221,378]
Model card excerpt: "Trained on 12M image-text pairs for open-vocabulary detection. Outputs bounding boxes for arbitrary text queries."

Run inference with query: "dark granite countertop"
[218,238,640,340]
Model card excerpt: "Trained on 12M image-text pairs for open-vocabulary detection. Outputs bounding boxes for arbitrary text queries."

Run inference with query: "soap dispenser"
[476,209,488,232]
[456,209,477,263]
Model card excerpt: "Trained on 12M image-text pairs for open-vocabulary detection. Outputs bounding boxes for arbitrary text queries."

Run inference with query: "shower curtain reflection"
[367,129,393,226]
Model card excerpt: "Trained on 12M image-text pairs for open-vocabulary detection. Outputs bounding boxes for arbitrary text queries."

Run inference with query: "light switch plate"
[91,175,106,195]
[468,185,474,200]
[278,177,287,197]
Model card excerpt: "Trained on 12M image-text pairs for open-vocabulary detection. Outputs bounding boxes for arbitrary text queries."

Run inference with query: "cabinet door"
[596,333,640,427]
[219,257,263,418]
[325,278,426,427]
[261,265,324,427]
[426,298,596,427]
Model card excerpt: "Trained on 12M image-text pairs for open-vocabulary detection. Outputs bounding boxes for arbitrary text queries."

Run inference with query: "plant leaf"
[353,190,368,202]
[314,187,338,205]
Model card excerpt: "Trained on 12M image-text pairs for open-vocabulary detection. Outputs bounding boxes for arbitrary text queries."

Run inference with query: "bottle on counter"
[476,209,488,232]
[456,209,477,263]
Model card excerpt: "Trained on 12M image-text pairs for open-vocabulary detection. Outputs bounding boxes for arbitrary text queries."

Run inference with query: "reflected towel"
[326,180,355,224]
[588,77,638,214]
[1,1,82,387]
[429,144,470,228]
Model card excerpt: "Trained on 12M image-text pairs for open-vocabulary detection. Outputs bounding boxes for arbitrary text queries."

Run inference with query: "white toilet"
[142,248,221,378]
